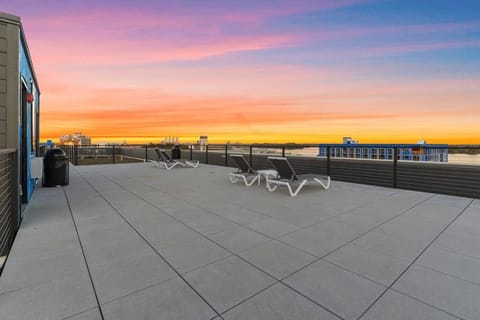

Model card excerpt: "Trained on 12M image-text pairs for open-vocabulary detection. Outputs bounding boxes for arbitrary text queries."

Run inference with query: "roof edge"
[0,11,21,24]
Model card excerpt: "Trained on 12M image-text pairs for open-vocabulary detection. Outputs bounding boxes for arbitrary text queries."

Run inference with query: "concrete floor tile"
[417,246,480,285]
[143,221,203,249]
[246,218,302,239]
[361,290,458,320]
[0,245,88,294]
[0,276,97,320]
[102,277,216,320]
[185,213,239,235]
[353,230,426,261]
[87,246,176,304]
[223,283,340,320]
[280,220,364,257]
[284,259,385,320]
[433,231,480,259]
[325,242,410,286]
[184,255,276,313]
[159,236,231,274]
[201,202,270,226]
[208,226,270,253]
[393,265,480,320]
[66,308,103,320]
[239,240,317,279]
[374,219,441,245]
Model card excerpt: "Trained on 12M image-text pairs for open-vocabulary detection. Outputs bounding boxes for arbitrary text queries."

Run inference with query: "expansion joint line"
[356,198,475,320]
[63,188,105,320]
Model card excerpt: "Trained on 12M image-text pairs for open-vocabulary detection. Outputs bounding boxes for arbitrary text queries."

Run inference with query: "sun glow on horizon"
[4,0,479,144]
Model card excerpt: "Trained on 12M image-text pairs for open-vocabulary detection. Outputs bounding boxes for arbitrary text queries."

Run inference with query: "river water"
[448,154,480,165]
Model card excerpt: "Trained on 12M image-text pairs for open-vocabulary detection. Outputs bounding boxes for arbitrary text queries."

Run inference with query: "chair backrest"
[230,154,255,174]
[154,148,164,161]
[268,157,298,180]
[160,150,172,161]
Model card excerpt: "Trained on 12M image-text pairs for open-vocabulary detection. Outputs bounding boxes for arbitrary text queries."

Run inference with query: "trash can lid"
[44,148,67,158]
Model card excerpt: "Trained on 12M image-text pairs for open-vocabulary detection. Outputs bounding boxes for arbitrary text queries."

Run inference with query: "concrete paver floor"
[0,163,478,320]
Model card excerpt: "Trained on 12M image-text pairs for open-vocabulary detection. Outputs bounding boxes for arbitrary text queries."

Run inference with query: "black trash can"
[43,148,69,187]
[171,145,181,159]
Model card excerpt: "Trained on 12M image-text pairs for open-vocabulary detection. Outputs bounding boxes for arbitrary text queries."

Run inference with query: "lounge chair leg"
[289,180,308,196]
[244,175,260,187]
[186,161,200,168]
[313,177,331,189]
[266,179,278,192]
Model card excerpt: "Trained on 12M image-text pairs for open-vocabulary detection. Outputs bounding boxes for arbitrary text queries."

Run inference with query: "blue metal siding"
[19,39,39,202]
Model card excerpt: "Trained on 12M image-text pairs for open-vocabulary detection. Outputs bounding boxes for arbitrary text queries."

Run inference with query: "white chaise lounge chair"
[266,157,331,196]
[228,154,262,186]
[151,148,199,170]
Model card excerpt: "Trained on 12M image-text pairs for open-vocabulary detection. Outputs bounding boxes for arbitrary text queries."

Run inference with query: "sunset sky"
[4,0,480,144]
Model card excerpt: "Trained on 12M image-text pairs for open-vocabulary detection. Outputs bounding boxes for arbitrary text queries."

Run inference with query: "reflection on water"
[448,154,480,165]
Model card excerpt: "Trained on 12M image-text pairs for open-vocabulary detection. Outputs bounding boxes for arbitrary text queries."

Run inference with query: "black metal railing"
[60,145,147,166]
[58,144,480,198]
[0,149,18,270]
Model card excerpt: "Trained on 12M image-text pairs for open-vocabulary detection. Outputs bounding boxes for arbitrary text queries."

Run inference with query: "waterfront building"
[1,12,41,205]
[59,132,91,146]
[319,143,448,162]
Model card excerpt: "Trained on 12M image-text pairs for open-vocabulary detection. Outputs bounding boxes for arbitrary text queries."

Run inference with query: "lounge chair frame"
[228,154,262,186]
[266,157,331,196]
[150,148,199,170]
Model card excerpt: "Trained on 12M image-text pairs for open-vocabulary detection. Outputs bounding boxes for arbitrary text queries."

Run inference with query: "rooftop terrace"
[0,162,479,320]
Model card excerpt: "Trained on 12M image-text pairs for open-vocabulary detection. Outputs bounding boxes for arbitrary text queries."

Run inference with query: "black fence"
[60,144,480,199]
[0,149,18,271]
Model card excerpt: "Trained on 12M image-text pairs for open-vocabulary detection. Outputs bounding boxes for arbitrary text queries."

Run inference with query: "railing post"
[205,145,209,164]
[327,146,331,176]
[112,145,116,164]
[249,146,253,167]
[393,147,398,188]
[224,145,228,166]
[190,145,193,160]
[145,145,148,162]
[282,146,285,157]
[74,145,79,165]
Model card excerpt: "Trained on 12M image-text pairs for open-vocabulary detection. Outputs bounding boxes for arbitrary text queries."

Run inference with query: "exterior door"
[21,83,27,203]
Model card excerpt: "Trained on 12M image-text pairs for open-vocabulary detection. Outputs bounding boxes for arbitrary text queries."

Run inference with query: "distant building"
[198,135,208,151]
[343,137,359,144]
[59,132,91,146]
[163,136,179,144]
[319,143,448,162]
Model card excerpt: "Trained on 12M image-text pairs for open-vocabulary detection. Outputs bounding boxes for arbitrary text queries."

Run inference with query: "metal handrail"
[55,144,480,198]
